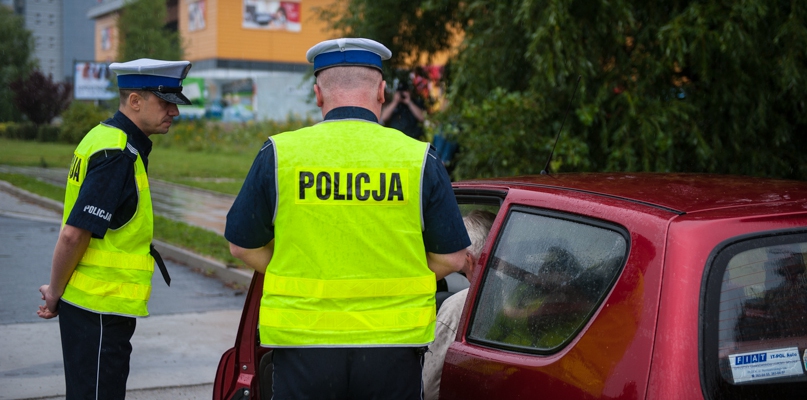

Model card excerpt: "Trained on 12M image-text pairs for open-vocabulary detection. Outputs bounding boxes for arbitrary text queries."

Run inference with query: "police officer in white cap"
[37,58,191,399]
[225,38,470,399]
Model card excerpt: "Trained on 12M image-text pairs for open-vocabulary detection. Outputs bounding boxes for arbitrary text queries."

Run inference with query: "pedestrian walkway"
[0,166,235,235]
[0,184,245,399]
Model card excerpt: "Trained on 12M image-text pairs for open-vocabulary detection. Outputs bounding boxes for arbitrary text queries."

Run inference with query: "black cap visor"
[152,90,192,105]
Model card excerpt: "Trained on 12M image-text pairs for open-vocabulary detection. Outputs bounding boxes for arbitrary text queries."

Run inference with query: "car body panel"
[442,185,675,399]
[461,174,807,215]
[214,173,807,400]
[647,208,807,399]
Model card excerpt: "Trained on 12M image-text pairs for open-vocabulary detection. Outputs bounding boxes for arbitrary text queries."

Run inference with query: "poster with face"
[242,0,301,32]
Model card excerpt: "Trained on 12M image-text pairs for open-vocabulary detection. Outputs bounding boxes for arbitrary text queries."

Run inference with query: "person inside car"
[423,209,496,400]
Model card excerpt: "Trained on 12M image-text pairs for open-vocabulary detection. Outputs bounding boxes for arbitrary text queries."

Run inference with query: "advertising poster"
[242,0,301,32]
[188,0,206,32]
[74,61,116,100]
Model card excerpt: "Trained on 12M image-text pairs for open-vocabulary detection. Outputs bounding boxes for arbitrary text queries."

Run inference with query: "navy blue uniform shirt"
[225,106,470,254]
[66,111,152,238]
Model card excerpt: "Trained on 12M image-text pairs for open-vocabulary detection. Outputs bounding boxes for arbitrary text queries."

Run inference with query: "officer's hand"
[37,284,60,319]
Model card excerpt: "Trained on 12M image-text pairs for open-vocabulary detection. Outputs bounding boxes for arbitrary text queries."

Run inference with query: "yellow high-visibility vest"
[61,123,154,317]
[263,119,436,347]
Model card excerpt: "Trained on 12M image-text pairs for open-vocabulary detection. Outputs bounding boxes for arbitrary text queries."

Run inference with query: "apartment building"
[89,0,334,120]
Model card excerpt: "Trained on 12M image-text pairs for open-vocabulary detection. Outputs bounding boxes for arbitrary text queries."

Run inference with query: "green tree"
[0,7,36,122]
[321,0,807,180]
[117,0,183,62]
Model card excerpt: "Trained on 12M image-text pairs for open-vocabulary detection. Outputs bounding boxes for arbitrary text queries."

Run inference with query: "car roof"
[454,173,807,215]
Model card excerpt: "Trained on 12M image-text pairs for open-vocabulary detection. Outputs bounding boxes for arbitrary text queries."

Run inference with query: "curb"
[0,181,253,289]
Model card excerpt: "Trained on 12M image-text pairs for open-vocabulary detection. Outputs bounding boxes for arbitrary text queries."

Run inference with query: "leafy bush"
[2,122,62,142]
[3,122,38,140]
[451,88,589,180]
[60,101,110,144]
[153,114,317,153]
[36,125,62,142]
[36,124,61,142]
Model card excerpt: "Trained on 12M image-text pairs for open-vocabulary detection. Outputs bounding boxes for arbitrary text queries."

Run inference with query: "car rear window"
[703,232,807,398]
[467,207,627,354]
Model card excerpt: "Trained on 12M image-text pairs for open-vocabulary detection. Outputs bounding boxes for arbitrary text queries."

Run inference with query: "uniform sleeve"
[224,139,277,248]
[66,150,134,238]
[421,149,471,254]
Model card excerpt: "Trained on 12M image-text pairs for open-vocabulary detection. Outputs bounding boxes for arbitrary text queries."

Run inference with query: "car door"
[441,185,677,399]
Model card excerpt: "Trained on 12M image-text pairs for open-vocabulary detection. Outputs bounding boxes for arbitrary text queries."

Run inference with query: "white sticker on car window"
[729,347,803,384]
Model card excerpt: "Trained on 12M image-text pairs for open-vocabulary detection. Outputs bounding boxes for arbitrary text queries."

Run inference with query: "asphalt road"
[0,188,247,400]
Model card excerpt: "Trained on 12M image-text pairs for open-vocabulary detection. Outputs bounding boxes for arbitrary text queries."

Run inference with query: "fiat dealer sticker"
[729,347,803,383]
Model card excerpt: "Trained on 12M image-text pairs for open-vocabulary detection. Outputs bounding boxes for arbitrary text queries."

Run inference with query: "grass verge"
[0,138,253,195]
[0,171,66,201]
[0,172,240,266]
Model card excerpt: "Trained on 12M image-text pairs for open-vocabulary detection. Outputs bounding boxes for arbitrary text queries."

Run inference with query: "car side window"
[704,234,807,398]
[467,207,628,354]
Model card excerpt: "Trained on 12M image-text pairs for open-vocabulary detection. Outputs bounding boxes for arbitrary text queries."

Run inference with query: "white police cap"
[306,38,391,74]
[110,58,193,105]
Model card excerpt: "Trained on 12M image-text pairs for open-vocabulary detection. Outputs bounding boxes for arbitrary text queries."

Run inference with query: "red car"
[214,173,807,399]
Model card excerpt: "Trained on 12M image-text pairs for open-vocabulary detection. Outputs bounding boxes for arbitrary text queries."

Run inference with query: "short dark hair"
[119,89,150,105]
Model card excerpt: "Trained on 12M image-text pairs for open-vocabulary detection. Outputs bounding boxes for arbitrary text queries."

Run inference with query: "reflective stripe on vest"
[263,120,435,347]
[61,123,154,317]
[262,271,436,298]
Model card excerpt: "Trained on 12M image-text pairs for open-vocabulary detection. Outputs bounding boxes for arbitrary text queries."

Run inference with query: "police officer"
[225,38,470,399]
[37,58,192,399]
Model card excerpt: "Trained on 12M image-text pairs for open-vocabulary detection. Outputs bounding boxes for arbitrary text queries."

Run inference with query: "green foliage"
[0,7,35,122]
[60,102,111,144]
[449,88,589,179]
[318,0,464,77]
[152,116,316,154]
[322,0,807,180]
[1,122,61,142]
[117,0,183,62]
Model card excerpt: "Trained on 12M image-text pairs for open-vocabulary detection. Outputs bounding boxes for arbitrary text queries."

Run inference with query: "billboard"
[74,61,116,100]
[242,0,301,32]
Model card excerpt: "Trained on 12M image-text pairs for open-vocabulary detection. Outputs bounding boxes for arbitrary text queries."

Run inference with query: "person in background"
[381,75,427,140]
[37,58,191,399]
[224,37,470,399]
[423,209,497,400]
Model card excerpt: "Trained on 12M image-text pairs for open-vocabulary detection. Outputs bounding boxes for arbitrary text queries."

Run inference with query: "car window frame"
[700,228,807,400]
[465,204,630,356]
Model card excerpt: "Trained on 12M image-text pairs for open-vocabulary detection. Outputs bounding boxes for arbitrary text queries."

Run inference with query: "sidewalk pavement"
[0,184,251,399]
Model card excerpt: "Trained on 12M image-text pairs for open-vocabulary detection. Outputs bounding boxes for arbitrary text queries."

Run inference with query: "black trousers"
[271,347,426,400]
[58,300,136,400]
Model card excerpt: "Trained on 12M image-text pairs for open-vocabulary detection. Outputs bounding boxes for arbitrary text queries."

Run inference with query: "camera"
[396,81,409,93]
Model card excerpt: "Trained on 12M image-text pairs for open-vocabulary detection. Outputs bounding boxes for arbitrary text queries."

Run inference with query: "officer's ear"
[314,83,324,108]
[127,91,144,112]
[377,79,386,104]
